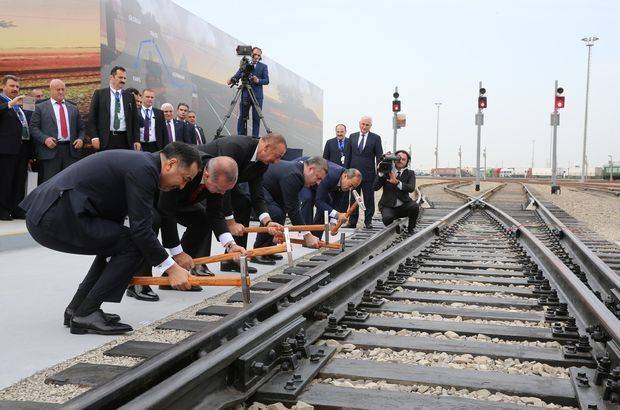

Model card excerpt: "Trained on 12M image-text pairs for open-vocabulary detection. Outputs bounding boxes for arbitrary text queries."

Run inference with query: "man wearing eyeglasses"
[227,47,269,137]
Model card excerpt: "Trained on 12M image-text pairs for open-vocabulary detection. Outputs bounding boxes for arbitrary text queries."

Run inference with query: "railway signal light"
[392,91,401,112]
[478,87,487,109]
[554,87,565,109]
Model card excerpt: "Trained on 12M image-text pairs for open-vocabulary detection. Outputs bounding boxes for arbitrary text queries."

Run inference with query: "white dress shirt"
[166,119,177,141]
[50,99,71,140]
[141,106,155,143]
[109,86,126,131]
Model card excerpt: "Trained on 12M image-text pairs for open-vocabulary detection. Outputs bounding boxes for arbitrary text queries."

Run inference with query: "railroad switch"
[359,289,384,308]
[373,279,396,296]
[594,355,611,385]
[587,325,611,343]
[343,302,369,322]
[323,315,351,340]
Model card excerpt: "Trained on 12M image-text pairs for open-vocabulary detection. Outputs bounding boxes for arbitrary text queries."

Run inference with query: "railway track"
[4,184,620,409]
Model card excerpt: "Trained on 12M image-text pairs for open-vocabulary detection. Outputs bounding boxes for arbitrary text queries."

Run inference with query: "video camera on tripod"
[228,45,255,87]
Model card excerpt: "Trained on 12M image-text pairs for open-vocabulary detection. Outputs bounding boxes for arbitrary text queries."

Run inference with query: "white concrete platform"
[0,226,334,389]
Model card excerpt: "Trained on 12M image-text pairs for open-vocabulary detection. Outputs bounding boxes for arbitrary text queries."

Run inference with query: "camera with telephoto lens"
[377,153,399,175]
[229,45,254,86]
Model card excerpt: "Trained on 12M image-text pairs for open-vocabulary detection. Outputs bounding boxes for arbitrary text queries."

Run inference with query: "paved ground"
[0,219,332,389]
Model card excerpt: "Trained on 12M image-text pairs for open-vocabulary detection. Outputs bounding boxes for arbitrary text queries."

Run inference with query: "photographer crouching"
[373,150,419,234]
[227,46,269,137]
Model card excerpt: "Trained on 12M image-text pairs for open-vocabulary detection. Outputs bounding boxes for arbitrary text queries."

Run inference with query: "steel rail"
[63,224,402,409]
[522,184,620,304]
[118,201,476,409]
[481,199,620,364]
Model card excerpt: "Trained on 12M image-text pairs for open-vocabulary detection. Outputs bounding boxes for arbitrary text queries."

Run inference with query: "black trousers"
[0,140,30,215]
[254,190,285,248]
[141,141,159,153]
[237,96,263,137]
[226,184,253,248]
[39,143,78,183]
[301,190,347,239]
[380,201,420,231]
[26,193,144,305]
[348,179,375,226]
[104,132,131,150]
[175,206,215,258]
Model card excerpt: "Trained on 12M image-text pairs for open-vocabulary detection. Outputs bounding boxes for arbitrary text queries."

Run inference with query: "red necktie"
[189,183,206,203]
[57,101,69,139]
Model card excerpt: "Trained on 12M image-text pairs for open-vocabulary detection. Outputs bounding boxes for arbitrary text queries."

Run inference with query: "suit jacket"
[158,154,228,249]
[323,137,348,167]
[192,124,206,145]
[0,98,27,155]
[87,87,140,149]
[344,131,383,180]
[373,168,416,209]
[296,157,344,216]
[140,107,167,149]
[30,99,85,160]
[19,150,168,266]
[232,61,269,101]
[262,160,306,225]
[199,135,268,217]
[169,119,194,144]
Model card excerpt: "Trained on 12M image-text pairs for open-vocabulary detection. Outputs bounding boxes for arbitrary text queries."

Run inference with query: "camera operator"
[373,150,419,234]
[227,47,269,137]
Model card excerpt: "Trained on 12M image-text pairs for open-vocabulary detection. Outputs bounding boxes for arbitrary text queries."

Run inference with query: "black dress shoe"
[126,285,160,301]
[0,210,13,221]
[220,261,258,273]
[193,265,214,276]
[364,223,374,229]
[64,307,120,327]
[70,310,133,335]
[252,255,276,265]
[269,253,284,261]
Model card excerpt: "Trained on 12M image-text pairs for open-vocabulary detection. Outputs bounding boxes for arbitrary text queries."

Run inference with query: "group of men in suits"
[0,67,210,220]
[18,129,351,334]
[322,116,419,232]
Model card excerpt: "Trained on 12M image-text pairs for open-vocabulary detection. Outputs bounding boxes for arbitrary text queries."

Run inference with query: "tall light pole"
[580,36,599,183]
[434,102,442,174]
[483,147,487,180]
[531,139,535,169]
[609,155,614,182]
[458,145,462,177]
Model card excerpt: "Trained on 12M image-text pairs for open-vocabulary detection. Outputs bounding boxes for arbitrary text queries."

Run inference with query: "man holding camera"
[373,150,419,234]
[227,47,269,137]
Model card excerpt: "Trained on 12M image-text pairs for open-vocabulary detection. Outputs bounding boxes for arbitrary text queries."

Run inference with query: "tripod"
[215,77,271,138]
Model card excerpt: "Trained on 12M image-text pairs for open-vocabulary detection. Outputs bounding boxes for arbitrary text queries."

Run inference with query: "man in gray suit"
[30,79,85,183]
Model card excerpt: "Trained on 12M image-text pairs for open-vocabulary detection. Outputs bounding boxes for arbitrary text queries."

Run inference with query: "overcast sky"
[175,0,619,170]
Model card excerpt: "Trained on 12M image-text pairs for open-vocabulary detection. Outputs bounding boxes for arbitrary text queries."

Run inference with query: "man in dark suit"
[345,116,383,228]
[29,79,85,183]
[299,159,362,238]
[87,66,140,151]
[187,111,207,145]
[201,133,287,271]
[228,47,269,137]
[19,142,202,335]
[253,157,327,260]
[157,155,246,282]
[323,124,348,167]
[161,103,194,144]
[139,89,166,152]
[0,75,31,220]
[373,150,419,233]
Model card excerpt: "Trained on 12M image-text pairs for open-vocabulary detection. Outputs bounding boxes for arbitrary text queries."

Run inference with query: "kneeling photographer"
[373,150,419,234]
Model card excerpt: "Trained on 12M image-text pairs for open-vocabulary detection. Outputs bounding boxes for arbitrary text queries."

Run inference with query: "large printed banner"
[0,0,323,154]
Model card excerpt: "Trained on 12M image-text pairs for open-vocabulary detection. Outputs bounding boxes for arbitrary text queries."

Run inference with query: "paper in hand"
[22,96,36,111]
